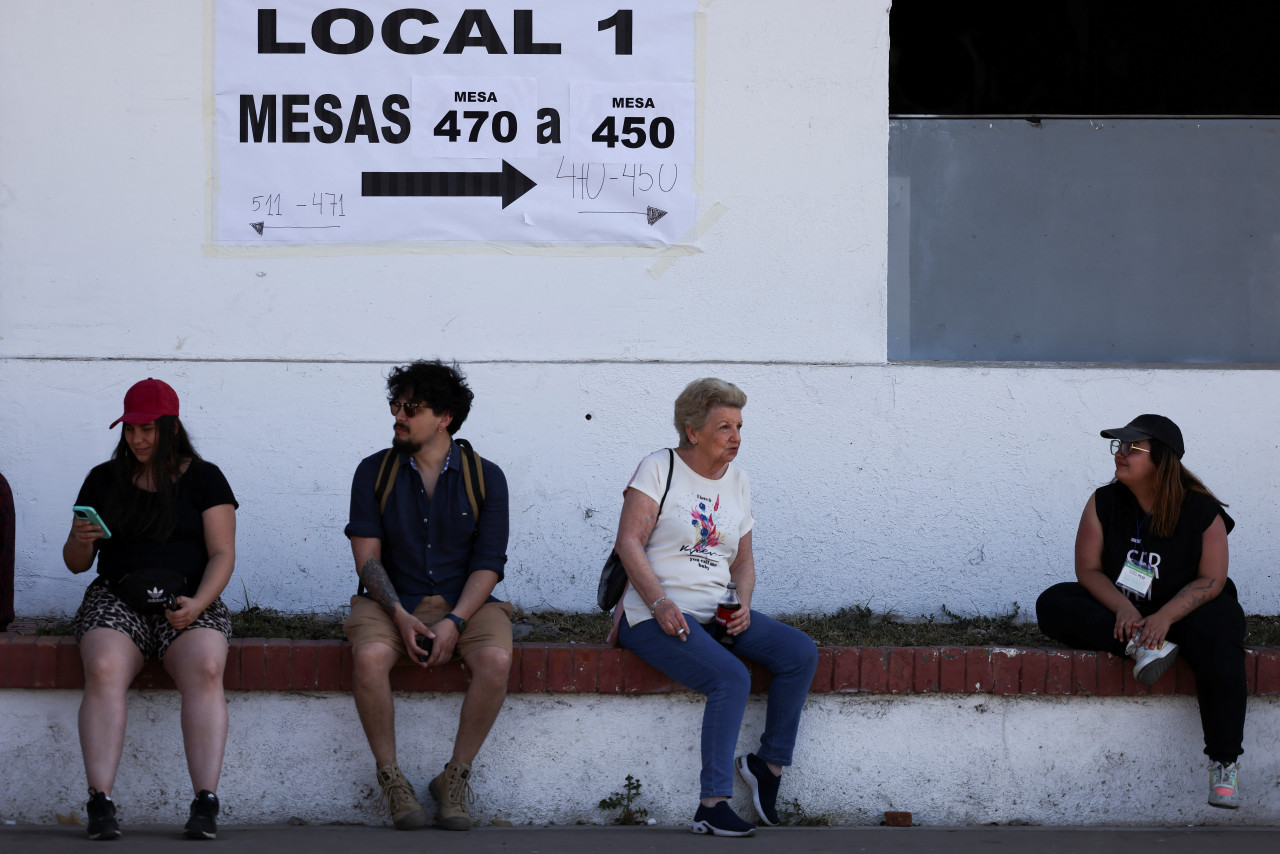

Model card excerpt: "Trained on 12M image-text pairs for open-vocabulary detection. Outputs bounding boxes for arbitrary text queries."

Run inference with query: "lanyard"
[1129,511,1150,552]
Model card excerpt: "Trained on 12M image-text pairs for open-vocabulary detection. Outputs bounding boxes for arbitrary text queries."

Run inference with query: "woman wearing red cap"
[1037,414,1245,810]
[63,379,238,840]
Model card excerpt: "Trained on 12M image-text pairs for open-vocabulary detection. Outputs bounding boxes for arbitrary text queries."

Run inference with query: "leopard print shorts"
[73,579,232,661]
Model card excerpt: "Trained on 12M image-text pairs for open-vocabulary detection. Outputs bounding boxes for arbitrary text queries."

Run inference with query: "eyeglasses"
[1110,439,1150,457]
[389,400,431,418]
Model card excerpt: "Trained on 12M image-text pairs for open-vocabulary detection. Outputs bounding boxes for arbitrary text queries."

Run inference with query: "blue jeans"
[619,610,818,799]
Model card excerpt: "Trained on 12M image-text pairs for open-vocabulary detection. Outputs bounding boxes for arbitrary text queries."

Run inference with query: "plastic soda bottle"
[713,582,741,648]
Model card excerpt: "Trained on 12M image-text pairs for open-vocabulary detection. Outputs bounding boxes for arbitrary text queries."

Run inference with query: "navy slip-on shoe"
[736,754,780,827]
[691,801,756,837]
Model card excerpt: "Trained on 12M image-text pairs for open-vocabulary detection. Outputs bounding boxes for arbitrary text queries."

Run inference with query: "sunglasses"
[1110,439,1150,457]
[389,400,431,418]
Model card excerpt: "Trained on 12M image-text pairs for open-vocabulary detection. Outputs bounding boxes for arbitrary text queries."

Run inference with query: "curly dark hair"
[386,360,474,435]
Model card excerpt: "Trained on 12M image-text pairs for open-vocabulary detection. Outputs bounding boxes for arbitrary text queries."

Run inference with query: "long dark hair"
[1148,439,1227,538]
[107,415,201,539]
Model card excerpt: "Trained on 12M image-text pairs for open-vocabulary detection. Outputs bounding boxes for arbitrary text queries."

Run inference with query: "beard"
[391,433,422,455]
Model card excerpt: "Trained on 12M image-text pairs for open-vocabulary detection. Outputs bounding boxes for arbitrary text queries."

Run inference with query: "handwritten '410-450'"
[556,159,678,200]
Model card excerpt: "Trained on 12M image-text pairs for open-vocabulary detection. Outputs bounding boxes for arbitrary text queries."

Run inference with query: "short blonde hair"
[673,378,747,448]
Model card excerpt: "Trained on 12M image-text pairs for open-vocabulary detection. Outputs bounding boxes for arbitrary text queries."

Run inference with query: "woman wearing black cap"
[62,379,238,840]
[1036,414,1245,810]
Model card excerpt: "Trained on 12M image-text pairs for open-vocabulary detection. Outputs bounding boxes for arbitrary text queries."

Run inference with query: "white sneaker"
[1126,630,1179,685]
[1208,761,1240,809]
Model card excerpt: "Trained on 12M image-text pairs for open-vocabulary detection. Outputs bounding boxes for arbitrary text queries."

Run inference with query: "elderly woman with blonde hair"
[612,378,818,837]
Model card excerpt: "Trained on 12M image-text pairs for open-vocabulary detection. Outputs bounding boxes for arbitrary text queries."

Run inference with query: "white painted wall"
[7,361,1280,618]
[3,2,1279,622]
[3,689,1279,826]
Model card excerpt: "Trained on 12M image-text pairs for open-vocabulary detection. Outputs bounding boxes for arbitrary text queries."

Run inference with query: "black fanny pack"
[110,569,187,614]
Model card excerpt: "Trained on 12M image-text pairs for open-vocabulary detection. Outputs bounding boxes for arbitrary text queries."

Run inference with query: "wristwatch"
[444,613,467,633]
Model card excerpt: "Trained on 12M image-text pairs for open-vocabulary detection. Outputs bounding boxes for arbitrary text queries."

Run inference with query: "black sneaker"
[86,790,121,841]
[183,790,219,840]
[736,753,781,826]
[691,801,755,837]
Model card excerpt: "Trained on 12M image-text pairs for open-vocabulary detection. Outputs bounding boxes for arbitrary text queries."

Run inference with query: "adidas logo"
[146,586,166,601]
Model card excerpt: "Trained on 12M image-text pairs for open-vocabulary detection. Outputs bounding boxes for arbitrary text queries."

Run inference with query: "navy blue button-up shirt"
[345,442,509,611]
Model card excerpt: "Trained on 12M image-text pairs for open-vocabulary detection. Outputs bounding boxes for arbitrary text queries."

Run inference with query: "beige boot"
[376,763,428,830]
[428,761,474,831]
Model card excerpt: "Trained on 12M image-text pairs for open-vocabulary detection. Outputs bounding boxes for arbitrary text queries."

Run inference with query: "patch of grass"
[775,603,1048,648]
[33,618,75,636]
[1245,615,1280,647]
[233,606,347,640]
[22,607,1280,649]
[231,607,612,642]
[513,609,613,643]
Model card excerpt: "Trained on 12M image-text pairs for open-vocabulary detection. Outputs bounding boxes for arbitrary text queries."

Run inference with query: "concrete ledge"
[3,635,1280,696]
[5,635,1280,827]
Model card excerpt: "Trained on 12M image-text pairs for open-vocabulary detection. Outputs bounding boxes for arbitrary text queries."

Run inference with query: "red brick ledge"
[2,636,1279,696]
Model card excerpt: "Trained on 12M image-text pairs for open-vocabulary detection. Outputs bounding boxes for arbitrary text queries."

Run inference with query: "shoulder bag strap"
[657,448,674,517]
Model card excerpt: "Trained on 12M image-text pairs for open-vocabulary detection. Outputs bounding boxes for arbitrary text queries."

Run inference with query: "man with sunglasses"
[343,360,513,831]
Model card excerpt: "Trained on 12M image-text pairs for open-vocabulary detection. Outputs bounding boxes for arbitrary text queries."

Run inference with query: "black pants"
[1036,580,1247,763]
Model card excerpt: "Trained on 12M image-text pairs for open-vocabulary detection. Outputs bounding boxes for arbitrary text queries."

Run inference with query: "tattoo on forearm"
[1179,577,1219,613]
[360,558,400,614]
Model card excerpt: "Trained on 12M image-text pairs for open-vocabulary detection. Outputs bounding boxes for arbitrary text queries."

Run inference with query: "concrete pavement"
[5,824,1280,853]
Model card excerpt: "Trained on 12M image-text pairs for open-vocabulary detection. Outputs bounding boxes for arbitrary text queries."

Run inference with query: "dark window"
[891,2,1280,116]
[889,3,1280,363]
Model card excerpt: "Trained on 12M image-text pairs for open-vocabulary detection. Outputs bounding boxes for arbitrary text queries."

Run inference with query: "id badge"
[1116,559,1154,596]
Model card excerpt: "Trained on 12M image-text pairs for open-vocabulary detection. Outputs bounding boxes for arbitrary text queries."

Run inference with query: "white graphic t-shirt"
[621,449,754,627]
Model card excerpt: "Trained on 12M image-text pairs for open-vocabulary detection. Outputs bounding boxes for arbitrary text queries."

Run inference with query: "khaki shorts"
[344,594,514,662]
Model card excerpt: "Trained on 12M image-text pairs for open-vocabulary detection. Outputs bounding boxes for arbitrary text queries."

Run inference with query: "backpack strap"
[358,441,487,596]
[454,438,486,524]
[374,448,401,515]
[373,442,486,520]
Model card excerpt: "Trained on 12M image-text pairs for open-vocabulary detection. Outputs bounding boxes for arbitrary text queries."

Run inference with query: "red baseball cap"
[109,378,180,428]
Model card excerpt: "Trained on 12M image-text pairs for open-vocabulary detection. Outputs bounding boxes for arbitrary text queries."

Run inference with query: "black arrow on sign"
[361,160,536,209]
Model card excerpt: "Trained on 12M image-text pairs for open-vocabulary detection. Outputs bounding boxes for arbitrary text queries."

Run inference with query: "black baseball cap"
[1100,414,1185,459]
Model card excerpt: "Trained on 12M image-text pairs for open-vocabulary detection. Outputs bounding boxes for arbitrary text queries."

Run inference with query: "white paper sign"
[569,82,696,162]
[213,0,698,246]
[412,76,538,159]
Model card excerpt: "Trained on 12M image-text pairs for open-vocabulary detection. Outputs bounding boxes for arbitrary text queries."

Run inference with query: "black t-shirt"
[75,459,238,589]
[1094,481,1234,614]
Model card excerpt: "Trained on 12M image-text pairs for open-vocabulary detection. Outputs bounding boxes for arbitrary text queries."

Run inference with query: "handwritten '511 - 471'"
[251,193,345,216]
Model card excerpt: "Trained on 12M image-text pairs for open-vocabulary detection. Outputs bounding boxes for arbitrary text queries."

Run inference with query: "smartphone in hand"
[72,506,112,539]
[414,634,433,663]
